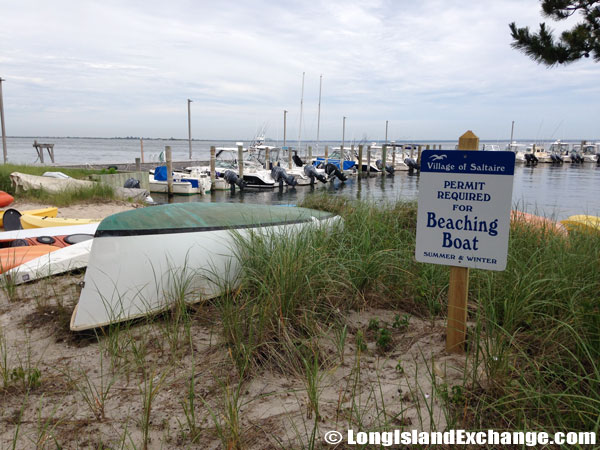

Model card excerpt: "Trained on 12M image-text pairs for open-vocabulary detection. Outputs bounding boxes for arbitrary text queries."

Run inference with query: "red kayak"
[0,191,14,208]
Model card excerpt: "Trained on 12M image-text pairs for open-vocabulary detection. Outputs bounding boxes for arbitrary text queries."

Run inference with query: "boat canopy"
[96,203,334,237]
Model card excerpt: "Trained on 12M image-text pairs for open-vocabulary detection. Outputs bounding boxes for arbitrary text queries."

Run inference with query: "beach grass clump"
[465,222,600,432]
[16,183,116,207]
[221,193,600,436]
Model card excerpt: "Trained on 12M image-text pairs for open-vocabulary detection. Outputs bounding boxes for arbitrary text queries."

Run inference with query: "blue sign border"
[420,150,515,175]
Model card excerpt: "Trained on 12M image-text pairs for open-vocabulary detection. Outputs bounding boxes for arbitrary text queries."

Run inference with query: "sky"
[0,0,598,142]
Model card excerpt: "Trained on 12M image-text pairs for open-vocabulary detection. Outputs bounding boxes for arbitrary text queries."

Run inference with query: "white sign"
[415,150,515,271]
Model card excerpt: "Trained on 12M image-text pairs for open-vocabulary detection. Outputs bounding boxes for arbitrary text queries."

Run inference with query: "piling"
[325,145,329,165]
[265,147,270,170]
[417,145,423,167]
[392,145,396,168]
[135,157,141,171]
[288,146,292,170]
[210,146,216,191]
[0,78,7,164]
[166,146,173,197]
[358,144,364,173]
[140,138,145,163]
[367,145,372,177]
[410,146,414,159]
[382,144,387,176]
[447,130,479,354]
[340,145,344,172]
[308,145,312,161]
[237,144,244,178]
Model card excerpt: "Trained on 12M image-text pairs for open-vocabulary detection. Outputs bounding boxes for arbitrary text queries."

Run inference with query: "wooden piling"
[358,144,364,173]
[417,145,423,167]
[446,130,479,354]
[382,144,387,176]
[210,146,216,191]
[265,147,270,170]
[340,145,344,172]
[308,145,312,161]
[140,138,145,163]
[135,157,141,171]
[288,146,292,170]
[166,146,173,197]
[237,144,244,178]
[410,145,414,159]
[325,145,329,165]
[367,145,372,176]
[392,145,396,168]
[0,78,7,164]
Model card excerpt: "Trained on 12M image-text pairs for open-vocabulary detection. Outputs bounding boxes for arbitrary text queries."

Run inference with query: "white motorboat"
[149,166,211,195]
[506,142,527,163]
[70,203,340,330]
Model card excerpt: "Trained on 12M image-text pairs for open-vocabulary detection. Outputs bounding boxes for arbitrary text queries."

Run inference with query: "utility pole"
[283,110,288,148]
[385,120,389,144]
[316,74,322,154]
[0,78,7,164]
[187,99,193,159]
[298,72,305,153]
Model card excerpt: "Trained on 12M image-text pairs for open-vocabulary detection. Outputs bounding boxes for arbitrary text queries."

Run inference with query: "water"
[4,137,600,220]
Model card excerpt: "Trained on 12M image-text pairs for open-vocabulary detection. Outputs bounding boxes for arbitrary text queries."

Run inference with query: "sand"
[0,202,469,448]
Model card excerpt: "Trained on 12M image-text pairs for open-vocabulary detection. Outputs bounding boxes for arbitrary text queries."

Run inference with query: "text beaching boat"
[70,203,340,330]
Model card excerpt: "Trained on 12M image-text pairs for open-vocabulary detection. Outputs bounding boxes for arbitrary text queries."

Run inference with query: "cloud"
[0,0,597,139]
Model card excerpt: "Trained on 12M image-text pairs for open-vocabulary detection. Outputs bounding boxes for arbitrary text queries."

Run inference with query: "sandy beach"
[0,201,468,448]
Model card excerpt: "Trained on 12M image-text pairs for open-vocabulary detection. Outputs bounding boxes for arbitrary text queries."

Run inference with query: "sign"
[415,150,515,271]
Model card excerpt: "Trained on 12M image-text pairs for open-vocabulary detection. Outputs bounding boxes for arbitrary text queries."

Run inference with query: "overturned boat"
[70,203,339,330]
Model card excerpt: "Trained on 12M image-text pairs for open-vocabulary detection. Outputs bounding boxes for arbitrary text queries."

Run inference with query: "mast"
[298,72,305,154]
[316,74,322,155]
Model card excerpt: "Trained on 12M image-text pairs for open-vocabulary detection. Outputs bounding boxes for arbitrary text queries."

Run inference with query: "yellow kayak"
[560,215,600,233]
[20,214,101,229]
[0,207,58,228]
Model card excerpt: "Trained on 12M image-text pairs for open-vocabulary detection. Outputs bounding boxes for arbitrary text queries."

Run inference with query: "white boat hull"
[5,240,93,285]
[70,216,339,330]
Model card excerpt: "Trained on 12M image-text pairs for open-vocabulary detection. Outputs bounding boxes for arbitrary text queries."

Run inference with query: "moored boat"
[70,203,340,330]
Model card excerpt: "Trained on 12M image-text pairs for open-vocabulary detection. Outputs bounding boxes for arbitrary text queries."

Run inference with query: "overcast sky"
[1,0,598,141]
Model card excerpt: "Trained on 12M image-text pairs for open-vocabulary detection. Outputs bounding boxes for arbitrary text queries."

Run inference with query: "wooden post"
[340,145,344,172]
[417,145,423,167]
[165,146,173,197]
[392,145,396,168]
[237,144,244,178]
[140,138,144,163]
[135,157,141,171]
[210,146,216,191]
[308,145,312,161]
[48,144,55,163]
[288,146,292,170]
[446,130,480,354]
[358,144,364,173]
[382,144,387,176]
[265,147,270,170]
[367,145,372,176]
[325,145,329,165]
[0,78,7,164]
[410,145,414,159]
[187,99,193,159]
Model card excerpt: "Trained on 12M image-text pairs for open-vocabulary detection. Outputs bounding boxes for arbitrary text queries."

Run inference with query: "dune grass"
[1,193,598,447]
[219,193,600,435]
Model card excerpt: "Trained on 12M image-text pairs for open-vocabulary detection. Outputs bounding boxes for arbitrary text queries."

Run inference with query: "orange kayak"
[511,210,567,236]
[0,245,60,273]
[0,191,14,208]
